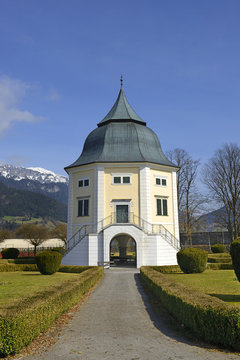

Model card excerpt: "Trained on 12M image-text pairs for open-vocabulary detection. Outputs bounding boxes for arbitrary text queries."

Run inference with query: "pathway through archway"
[110,234,136,267]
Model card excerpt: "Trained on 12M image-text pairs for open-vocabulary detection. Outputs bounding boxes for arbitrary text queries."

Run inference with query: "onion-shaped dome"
[65,88,176,170]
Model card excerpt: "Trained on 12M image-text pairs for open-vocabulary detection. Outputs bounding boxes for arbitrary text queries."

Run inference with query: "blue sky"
[0,0,240,177]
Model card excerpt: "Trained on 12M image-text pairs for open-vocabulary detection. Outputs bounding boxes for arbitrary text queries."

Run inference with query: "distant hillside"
[0,164,68,204]
[200,206,227,231]
[0,182,67,222]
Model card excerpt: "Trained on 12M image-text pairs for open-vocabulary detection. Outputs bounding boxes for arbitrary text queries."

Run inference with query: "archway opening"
[110,234,136,267]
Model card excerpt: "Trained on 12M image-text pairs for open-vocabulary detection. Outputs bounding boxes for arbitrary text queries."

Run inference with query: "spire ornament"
[120,74,123,88]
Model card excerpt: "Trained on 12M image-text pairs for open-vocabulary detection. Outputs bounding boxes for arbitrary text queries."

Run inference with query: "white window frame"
[155,176,167,187]
[156,197,168,216]
[78,177,90,188]
[112,173,132,185]
[77,197,90,217]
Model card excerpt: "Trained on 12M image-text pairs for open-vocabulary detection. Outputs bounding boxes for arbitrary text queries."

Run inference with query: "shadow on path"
[134,273,228,352]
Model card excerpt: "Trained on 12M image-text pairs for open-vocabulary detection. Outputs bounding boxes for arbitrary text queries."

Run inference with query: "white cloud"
[0,76,43,136]
[46,88,60,101]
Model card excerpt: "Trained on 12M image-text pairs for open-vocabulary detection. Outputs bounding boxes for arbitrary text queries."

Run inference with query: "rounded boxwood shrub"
[1,248,19,259]
[51,247,66,255]
[177,247,208,273]
[211,243,225,253]
[35,251,62,275]
[230,239,240,281]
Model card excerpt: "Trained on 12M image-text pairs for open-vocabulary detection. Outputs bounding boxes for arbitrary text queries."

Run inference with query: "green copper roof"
[98,88,146,127]
[65,87,177,171]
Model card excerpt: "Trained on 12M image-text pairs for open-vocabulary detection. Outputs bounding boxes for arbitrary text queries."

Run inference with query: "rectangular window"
[156,198,168,216]
[123,176,130,184]
[78,198,89,216]
[113,174,131,184]
[155,177,167,187]
[162,178,167,186]
[78,178,90,187]
[84,179,89,186]
[113,176,121,184]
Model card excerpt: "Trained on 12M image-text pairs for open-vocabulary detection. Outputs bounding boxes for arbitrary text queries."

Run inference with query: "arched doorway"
[110,234,136,267]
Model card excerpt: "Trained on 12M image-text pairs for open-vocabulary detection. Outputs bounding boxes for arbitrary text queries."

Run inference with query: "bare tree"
[16,224,49,255]
[51,223,67,247]
[0,229,12,244]
[203,143,240,241]
[167,148,206,245]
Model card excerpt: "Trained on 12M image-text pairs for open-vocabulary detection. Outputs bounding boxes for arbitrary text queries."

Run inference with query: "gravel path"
[23,268,240,360]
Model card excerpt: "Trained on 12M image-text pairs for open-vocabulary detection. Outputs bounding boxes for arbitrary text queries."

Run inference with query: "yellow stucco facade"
[150,168,174,234]
[72,168,94,226]
[70,163,177,237]
[104,167,139,218]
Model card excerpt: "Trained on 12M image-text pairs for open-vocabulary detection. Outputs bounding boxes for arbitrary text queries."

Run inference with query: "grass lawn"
[0,271,80,308]
[164,270,240,307]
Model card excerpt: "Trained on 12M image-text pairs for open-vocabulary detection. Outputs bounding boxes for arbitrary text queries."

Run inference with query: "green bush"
[1,248,19,259]
[177,247,208,273]
[51,247,66,255]
[140,266,240,350]
[230,239,240,281]
[0,266,103,356]
[35,251,62,275]
[211,243,226,253]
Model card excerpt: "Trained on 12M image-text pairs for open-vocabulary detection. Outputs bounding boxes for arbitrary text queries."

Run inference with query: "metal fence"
[180,231,231,248]
[0,246,58,257]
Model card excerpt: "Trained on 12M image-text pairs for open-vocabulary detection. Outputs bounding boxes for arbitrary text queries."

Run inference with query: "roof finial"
[120,74,123,89]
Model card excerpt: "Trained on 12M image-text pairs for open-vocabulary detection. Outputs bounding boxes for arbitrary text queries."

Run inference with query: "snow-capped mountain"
[0,164,68,184]
[0,164,68,204]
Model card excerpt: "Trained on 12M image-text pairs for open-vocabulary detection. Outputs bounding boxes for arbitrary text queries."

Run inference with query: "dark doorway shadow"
[134,273,236,354]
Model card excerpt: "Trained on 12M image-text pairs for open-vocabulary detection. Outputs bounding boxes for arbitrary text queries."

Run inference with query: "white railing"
[65,212,180,254]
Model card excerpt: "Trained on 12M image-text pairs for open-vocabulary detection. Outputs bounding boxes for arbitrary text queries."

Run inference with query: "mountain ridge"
[0,164,68,204]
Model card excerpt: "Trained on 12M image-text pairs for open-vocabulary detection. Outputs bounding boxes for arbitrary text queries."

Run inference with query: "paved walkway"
[23,268,240,360]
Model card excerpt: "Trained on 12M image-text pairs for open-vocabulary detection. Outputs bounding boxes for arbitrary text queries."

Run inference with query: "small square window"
[162,179,167,186]
[123,176,130,184]
[78,178,89,187]
[114,177,121,184]
[84,179,89,186]
[156,178,161,185]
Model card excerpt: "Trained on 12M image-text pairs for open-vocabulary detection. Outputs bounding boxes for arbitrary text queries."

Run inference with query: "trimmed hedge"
[58,265,93,273]
[207,263,233,270]
[0,263,93,273]
[0,266,103,356]
[8,257,36,264]
[152,265,182,274]
[211,243,226,253]
[36,251,62,275]
[230,240,240,282]
[1,248,19,259]
[51,247,66,255]
[208,254,232,264]
[140,266,240,350]
[0,264,37,272]
[177,247,208,273]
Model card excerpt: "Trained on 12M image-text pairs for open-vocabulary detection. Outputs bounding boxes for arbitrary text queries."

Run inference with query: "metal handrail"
[65,212,180,254]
